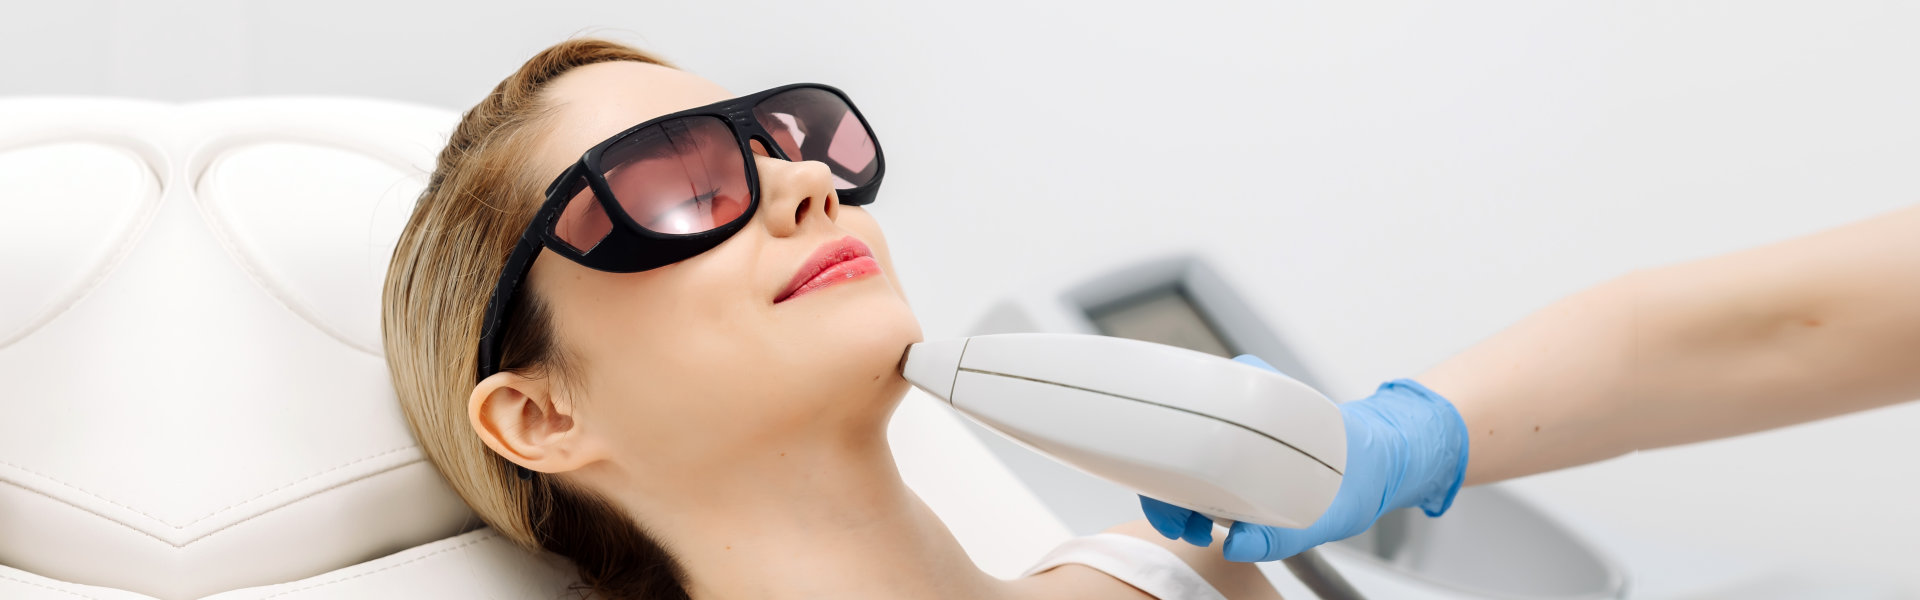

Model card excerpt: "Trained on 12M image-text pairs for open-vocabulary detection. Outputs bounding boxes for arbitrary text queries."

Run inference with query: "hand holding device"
[1142,355,1470,562]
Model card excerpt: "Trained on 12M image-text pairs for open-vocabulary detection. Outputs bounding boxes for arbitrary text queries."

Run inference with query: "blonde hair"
[381,38,687,599]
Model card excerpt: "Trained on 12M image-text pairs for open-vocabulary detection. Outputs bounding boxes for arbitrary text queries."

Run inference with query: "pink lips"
[774,235,881,304]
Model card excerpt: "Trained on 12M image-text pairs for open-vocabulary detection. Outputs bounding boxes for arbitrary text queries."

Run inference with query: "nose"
[752,154,838,238]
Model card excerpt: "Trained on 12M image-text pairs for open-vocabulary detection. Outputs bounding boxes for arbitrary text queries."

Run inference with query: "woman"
[382,38,1281,599]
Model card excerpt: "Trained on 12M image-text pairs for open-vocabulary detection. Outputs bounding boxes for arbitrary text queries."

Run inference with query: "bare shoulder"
[1103,520,1285,600]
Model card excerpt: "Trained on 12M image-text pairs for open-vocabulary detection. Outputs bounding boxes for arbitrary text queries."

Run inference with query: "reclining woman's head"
[381,39,922,599]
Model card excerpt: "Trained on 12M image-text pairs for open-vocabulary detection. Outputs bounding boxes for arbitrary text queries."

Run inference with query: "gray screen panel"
[1085,287,1234,358]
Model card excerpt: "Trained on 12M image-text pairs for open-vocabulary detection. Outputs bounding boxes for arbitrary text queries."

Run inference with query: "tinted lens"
[753,88,879,189]
[599,116,752,235]
[553,174,610,253]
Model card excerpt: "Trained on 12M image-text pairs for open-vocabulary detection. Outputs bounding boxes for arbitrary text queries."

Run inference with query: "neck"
[612,424,1022,600]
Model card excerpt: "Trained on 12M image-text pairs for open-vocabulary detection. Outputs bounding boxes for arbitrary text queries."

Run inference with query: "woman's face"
[496,61,923,484]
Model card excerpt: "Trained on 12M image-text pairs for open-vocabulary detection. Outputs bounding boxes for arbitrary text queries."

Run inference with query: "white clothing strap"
[1021,533,1229,600]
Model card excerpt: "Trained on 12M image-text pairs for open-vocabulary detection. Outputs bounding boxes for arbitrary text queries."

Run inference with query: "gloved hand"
[1140,355,1469,562]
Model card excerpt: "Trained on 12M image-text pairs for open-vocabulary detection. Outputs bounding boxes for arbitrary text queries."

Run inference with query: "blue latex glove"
[1140,355,1469,562]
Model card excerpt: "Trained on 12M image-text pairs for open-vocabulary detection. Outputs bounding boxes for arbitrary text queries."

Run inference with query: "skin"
[1421,204,1920,485]
[465,61,1281,600]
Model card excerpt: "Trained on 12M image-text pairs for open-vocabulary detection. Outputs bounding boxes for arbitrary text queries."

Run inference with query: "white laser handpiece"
[902,333,1346,529]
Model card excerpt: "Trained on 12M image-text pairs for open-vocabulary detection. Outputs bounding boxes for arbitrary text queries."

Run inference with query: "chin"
[788,282,923,402]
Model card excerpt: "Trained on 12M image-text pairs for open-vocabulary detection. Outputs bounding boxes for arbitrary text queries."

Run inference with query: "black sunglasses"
[476,83,885,382]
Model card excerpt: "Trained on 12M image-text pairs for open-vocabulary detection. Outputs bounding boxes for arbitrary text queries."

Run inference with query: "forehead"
[535,61,734,179]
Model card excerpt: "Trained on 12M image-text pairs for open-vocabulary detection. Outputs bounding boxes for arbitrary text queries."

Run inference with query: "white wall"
[6,0,1918,594]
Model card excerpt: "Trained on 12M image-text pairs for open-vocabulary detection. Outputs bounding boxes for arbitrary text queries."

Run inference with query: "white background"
[6,0,1918,594]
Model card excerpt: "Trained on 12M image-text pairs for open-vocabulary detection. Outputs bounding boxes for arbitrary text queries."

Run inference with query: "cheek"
[555,266,744,391]
[560,242,799,424]
[578,268,760,378]
[558,284,786,465]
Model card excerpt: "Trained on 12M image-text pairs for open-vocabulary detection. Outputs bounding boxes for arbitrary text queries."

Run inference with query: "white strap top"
[1021,533,1229,600]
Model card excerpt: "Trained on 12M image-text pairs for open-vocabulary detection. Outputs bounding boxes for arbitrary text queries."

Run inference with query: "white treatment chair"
[0,97,1073,599]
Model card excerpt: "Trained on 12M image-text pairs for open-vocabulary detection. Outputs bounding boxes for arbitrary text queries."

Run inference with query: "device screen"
[1085,286,1234,358]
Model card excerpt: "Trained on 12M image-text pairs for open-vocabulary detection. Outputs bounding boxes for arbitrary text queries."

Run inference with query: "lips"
[774,235,881,304]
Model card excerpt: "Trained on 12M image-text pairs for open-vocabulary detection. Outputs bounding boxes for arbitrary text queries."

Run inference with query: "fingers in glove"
[1180,510,1215,547]
[1139,496,1195,541]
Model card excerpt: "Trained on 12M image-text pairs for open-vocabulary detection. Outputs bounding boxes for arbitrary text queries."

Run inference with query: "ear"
[469,371,597,476]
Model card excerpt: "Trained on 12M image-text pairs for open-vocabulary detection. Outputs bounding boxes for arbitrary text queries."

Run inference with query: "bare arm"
[1419,204,1920,486]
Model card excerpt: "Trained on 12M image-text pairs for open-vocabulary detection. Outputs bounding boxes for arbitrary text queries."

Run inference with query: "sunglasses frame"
[476,82,885,381]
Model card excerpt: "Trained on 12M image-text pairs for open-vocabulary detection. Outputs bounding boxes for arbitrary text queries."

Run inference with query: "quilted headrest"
[0,98,472,600]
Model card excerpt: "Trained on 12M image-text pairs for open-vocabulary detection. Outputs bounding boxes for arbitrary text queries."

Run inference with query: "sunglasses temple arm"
[476,232,545,381]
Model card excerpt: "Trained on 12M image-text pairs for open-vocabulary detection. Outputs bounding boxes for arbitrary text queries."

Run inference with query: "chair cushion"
[200,529,576,600]
[0,98,470,600]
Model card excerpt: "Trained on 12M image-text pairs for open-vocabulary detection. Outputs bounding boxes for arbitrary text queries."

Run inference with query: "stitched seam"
[0,137,169,351]
[0,476,196,546]
[0,446,412,529]
[0,453,420,550]
[169,458,419,547]
[191,138,417,359]
[172,446,414,525]
[251,531,500,599]
[0,457,418,548]
[0,573,106,600]
[0,452,420,547]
